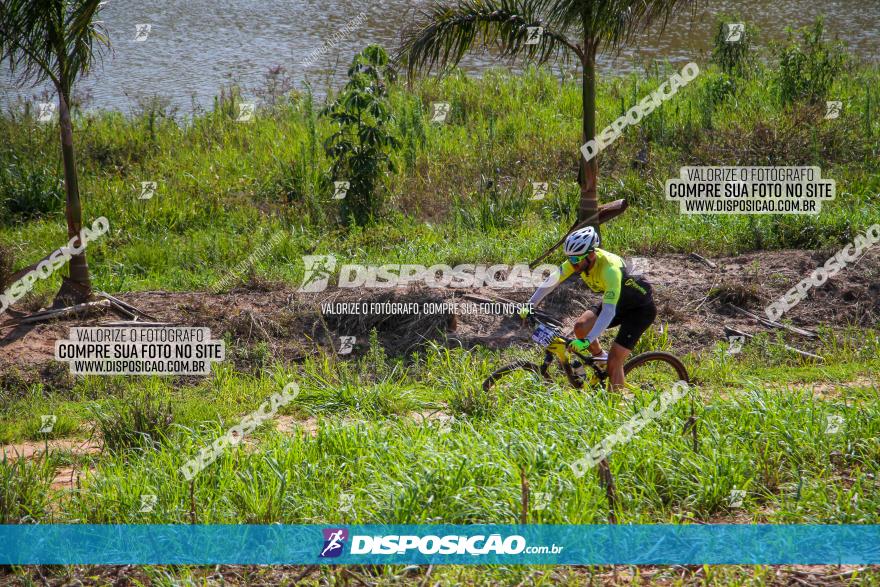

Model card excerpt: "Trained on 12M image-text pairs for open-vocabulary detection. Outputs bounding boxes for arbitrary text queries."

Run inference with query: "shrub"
[703,74,737,107]
[772,18,848,107]
[322,45,399,226]
[698,73,737,130]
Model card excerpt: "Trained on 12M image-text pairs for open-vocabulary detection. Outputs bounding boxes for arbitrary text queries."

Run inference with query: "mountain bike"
[482,312,689,392]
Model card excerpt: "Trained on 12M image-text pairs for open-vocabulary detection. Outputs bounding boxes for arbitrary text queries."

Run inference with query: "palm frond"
[0,0,109,94]
[397,0,578,78]
[1,0,55,87]
[65,0,110,91]
[546,0,700,54]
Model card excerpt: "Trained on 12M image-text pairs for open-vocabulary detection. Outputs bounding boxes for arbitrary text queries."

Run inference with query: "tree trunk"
[578,42,599,225]
[55,90,92,307]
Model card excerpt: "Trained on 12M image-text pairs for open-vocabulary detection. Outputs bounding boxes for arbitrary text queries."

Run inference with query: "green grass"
[0,452,57,524]
[1,307,878,586]
[1,327,877,527]
[2,61,879,298]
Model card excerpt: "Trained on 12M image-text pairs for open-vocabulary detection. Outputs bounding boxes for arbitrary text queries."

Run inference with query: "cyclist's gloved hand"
[517,305,532,320]
[568,338,590,353]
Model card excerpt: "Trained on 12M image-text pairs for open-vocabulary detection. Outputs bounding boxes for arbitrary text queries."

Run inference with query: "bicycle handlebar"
[527,313,570,341]
[519,311,600,364]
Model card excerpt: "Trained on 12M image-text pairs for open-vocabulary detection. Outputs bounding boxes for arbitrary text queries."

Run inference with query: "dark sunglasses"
[569,254,588,265]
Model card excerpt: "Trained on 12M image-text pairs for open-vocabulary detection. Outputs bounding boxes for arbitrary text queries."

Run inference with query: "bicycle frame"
[529,314,607,387]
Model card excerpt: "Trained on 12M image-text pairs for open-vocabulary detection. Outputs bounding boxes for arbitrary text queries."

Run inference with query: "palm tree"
[0,0,109,305]
[398,0,695,224]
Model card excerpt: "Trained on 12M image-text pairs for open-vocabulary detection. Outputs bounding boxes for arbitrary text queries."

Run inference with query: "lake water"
[1,0,878,113]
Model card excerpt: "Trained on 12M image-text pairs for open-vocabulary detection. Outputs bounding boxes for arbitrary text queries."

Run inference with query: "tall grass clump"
[0,236,15,287]
[0,455,55,523]
[0,156,64,222]
[130,94,180,145]
[710,18,758,78]
[772,18,848,107]
[257,85,330,225]
[452,185,532,232]
[91,393,174,453]
[397,95,427,174]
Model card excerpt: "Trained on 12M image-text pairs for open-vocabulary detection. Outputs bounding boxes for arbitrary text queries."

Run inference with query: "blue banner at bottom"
[1,525,878,565]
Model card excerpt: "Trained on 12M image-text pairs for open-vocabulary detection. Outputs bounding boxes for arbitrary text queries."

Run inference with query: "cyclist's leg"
[608,343,631,390]
[610,302,658,389]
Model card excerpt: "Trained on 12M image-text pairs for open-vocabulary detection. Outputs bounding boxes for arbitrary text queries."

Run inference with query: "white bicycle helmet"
[563,226,599,257]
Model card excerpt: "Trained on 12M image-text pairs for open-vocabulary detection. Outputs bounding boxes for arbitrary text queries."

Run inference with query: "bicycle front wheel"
[482,360,546,392]
[623,351,689,392]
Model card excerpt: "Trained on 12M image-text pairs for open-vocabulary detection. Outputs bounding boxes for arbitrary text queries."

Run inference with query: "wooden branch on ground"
[688,252,717,269]
[0,307,28,319]
[290,567,317,585]
[803,568,869,581]
[96,291,158,321]
[1,300,111,327]
[728,304,818,338]
[788,575,813,587]
[693,274,722,312]
[107,300,137,320]
[723,326,824,361]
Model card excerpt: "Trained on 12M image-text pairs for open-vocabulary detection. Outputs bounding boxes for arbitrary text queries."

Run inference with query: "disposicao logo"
[320,528,348,558]
[350,534,528,555]
[317,531,563,558]
[299,255,337,293]
[298,254,557,292]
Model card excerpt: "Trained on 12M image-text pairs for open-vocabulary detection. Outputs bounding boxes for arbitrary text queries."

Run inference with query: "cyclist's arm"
[584,303,616,344]
[528,262,574,307]
[583,263,623,344]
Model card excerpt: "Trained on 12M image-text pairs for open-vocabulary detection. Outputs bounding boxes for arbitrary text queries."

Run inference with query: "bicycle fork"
[542,350,588,389]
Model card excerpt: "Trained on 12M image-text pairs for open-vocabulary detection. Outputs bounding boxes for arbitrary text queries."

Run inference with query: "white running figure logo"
[321,530,346,557]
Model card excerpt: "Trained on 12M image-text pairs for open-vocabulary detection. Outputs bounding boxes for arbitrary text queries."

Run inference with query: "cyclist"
[520,226,656,390]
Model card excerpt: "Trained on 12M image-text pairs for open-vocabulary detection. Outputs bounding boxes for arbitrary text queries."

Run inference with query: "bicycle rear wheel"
[623,351,689,392]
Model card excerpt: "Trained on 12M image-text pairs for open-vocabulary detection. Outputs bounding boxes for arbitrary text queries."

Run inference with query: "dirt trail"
[51,465,93,490]
[1,250,877,379]
[0,438,101,460]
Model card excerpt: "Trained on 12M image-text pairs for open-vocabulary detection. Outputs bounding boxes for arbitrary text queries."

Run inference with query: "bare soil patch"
[275,415,320,437]
[0,438,101,461]
[51,465,93,491]
[782,375,878,398]
[1,250,877,380]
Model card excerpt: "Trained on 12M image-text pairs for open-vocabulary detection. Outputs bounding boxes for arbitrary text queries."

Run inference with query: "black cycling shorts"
[589,298,657,351]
